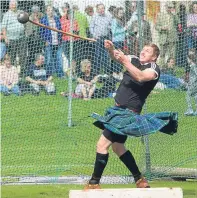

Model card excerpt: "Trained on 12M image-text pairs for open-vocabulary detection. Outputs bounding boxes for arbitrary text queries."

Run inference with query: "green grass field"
[2,181,197,198]
[1,78,197,196]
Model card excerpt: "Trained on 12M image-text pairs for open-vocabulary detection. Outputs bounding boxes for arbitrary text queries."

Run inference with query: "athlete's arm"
[114,50,157,82]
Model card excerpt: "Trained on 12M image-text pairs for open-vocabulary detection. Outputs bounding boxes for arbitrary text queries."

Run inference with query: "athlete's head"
[139,44,160,64]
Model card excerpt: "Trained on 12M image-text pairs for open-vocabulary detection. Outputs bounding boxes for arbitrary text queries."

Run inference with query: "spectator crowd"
[0,0,197,115]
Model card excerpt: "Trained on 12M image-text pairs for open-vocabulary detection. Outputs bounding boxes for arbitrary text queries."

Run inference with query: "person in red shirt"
[60,9,79,73]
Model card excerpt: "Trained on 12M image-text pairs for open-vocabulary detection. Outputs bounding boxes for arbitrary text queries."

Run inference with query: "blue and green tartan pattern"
[92,106,178,137]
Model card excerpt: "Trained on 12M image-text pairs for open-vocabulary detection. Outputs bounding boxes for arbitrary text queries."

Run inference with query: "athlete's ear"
[152,54,157,62]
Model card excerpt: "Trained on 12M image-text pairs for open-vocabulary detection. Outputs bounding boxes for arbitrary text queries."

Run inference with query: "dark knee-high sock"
[90,152,109,183]
[119,150,142,182]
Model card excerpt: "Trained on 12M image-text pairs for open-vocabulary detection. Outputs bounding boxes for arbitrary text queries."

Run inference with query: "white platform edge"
[69,188,183,198]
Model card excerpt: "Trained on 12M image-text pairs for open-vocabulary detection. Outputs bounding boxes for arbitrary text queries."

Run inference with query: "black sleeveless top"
[115,55,160,112]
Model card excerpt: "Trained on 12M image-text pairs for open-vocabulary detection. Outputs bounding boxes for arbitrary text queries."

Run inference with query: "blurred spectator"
[108,5,116,19]
[65,60,77,80]
[84,5,95,70]
[85,5,94,26]
[0,54,20,96]
[176,4,188,67]
[40,5,64,78]
[25,5,44,64]
[73,5,89,38]
[90,3,111,74]
[125,1,138,55]
[184,49,197,116]
[73,5,90,73]
[25,53,56,95]
[0,12,6,61]
[111,7,125,73]
[1,0,27,76]
[184,64,190,84]
[0,35,6,61]
[155,57,185,91]
[138,13,152,50]
[61,2,70,17]
[156,57,185,90]
[93,74,119,99]
[60,8,79,73]
[125,1,137,23]
[127,13,152,55]
[52,0,61,17]
[186,2,197,50]
[126,1,138,27]
[162,57,176,75]
[155,2,179,68]
[61,59,98,99]
[75,59,98,100]
[90,3,112,40]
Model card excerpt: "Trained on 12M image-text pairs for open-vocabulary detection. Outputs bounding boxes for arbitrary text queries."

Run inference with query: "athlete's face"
[139,46,156,64]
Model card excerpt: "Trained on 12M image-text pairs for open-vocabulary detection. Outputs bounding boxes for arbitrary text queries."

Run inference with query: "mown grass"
[1,78,197,179]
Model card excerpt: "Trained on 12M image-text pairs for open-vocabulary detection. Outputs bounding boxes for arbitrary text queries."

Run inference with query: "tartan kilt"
[92,106,178,137]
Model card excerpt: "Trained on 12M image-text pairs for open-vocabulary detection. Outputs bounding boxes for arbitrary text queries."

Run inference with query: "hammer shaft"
[29,19,96,42]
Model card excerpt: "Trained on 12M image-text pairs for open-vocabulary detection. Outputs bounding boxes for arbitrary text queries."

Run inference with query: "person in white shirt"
[89,3,112,74]
[1,0,27,76]
[0,54,20,96]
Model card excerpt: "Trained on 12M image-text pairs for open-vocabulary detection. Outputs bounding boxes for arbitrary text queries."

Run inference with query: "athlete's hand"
[114,49,128,64]
[104,40,114,51]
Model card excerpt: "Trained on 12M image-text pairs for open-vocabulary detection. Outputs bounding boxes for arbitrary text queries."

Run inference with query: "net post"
[67,5,74,127]
[136,0,152,179]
